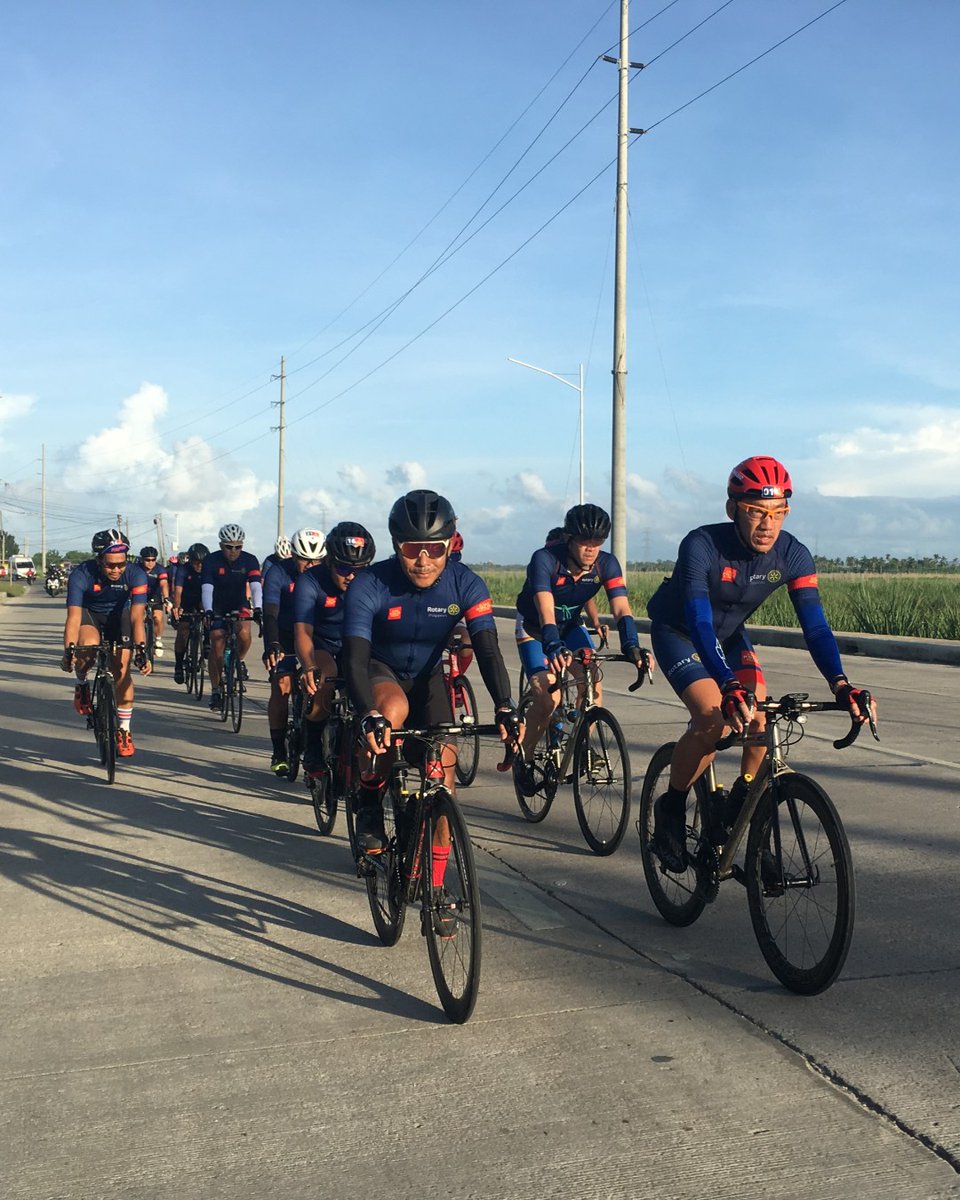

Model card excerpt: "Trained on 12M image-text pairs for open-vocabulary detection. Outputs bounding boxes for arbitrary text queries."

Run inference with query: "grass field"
[477,568,960,640]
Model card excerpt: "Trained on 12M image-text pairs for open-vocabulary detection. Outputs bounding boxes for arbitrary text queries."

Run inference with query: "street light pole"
[508,357,585,504]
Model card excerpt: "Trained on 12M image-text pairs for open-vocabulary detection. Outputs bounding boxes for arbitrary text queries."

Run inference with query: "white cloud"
[385,461,427,490]
[338,464,369,494]
[0,391,37,448]
[513,472,553,504]
[816,407,960,497]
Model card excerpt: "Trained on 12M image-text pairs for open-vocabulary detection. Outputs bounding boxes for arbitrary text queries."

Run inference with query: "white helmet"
[218,523,245,546]
[290,528,326,560]
[274,535,292,559]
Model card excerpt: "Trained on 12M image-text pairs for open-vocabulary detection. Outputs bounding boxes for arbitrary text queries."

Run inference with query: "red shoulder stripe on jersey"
[604,575,625,590]
[788,574,818,591]
[465,597,493,620]
[130,585,149,595]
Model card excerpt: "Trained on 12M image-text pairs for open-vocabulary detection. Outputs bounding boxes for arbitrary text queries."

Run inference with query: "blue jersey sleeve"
[292,571,318,626]
[343,569,380,641]
[262,563,285,609]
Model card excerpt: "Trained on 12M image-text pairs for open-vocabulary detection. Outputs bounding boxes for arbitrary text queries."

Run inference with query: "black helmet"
[187,542,209,561]
[388,489,457,543]
[545,527,565,546]
[139,546,158,560]
[92,528,128,555]
[325,522,375,567]
[563,503,611,541]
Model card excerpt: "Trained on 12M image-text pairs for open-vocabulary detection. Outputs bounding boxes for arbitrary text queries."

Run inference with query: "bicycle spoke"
[572,708,631,855]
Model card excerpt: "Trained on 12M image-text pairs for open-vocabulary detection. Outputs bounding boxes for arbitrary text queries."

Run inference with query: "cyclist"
[200,523,263,710]
[647,455,877,872]
[61,529,152,757]
[262,527,327,775]
[513,503,652,795]
[172,542,209,684]
[544,525,607,647]
[138,546,169,659]
[292,521,376,778]
[344,489,521,853]
[261,535,293,578]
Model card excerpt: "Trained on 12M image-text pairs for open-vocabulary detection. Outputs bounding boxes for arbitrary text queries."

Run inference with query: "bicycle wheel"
[452,676,480,787]
[185,627,199,694]
[424,788,482,1023]
[286,693,302,783]
[143,613,156,669]
[513,691,559,822]
[220,650,232,723]
[637,742,708,926]
[365,783,406,946]
[231,657,243,733]
[194,636,205,701]
[572,707,631,856]
[745,773,855,995]
[309,768,338,836]
[98,674,118,785]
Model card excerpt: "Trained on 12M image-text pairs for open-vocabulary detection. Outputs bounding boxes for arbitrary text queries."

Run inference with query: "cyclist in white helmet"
[262,528,326,775]
[200,523,263,709]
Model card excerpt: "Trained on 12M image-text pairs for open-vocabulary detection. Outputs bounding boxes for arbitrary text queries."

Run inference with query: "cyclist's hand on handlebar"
[300,667,319,696]
[251,607,263,629]
[834,680,877,727]
[594,624,609,649]
[134,643,151,674]
[359,712,391,755]
[720,679,755,733]
[625,644,655,684]
[263,643,284,672]
[60,646,75,673]
[495,703,524,745]
[204,610,215,630]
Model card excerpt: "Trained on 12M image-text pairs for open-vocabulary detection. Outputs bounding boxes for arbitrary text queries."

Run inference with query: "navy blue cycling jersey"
[647,522,842,685]
[176,564,203,612]
[344,557,496,679]
[516,546,628,635]
[200,549,262,614]
[66,559,149,615]
[144,563,168,602]
[292,562,346,655]
[263,558,299,637]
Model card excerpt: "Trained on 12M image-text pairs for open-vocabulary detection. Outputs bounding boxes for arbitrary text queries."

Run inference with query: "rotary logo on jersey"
[447,604,461,617]
[768,569,782,583]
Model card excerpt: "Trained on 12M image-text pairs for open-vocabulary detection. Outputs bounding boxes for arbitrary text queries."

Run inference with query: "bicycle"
[444,631,479,787]
[142,600,158,667]
[355,722,510,1023]
[282,666,304,784]
[514,648,646,855]
[216,612,248,733]
[65,640,122,784]
[637,692,879,995]
[516,619,608,699]
[183,613,206,700]
[304,677,359,842]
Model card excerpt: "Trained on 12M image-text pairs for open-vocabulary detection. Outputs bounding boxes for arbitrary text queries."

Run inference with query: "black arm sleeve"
[263,606,281,649]
[343,635,376,715]
[471,627,512,709]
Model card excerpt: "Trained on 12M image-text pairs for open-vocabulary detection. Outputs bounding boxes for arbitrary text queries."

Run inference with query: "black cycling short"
[80,607,132,647]
[369,661,450,728]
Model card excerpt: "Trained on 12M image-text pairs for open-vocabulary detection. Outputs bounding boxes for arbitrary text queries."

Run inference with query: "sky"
[2,0,958,565]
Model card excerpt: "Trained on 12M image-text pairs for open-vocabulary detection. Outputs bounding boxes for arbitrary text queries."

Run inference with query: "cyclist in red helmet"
[646,455,877,873]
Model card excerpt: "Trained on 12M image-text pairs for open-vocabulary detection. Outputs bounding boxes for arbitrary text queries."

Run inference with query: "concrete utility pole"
[609,0,632,569]
[41,444,47,572]
[272,357,286,539]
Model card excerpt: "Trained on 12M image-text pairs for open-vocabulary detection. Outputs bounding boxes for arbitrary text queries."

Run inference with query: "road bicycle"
[444,631,479,787]
[216,612,249,733]
[142,600,158,667]
[637,692,878,995]
[305,677,359,842]
[66,640,123,784]
[514,649,646,855]
[516,618,608,699]
[183,613,206,699]
[355,722,508,1023]
[283,668,305,784]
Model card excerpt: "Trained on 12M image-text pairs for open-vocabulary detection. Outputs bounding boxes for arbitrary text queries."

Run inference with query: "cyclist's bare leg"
[208,628,225,690]
[111,648,135,707]
[174,617,189,657]
[670,678,767,790]
[236,622,252,660]
[520,668,561,757]
[267,671,291,729]
[74,626,101,677]
[302,648,337,724]
[152,608,164,641]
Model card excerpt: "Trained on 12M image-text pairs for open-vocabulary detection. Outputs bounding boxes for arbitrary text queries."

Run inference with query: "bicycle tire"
[513,691,559,822]
[143,612,156,669]
[424,788,482,1023]
[195,641,205,701]
[745,773,855,995]
[285,691,303,783]
[637,742,708,926]
[99,673,118,785]
[219,649,231,723]
[452,675,480,787]
[185,625,199,694]
[309,768,338,836]
[365,783,406,946]
[572,707,631,856]
[232,668,243,732]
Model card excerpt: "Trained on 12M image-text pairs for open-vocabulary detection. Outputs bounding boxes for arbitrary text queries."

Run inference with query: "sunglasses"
[738,501,790,522]
[399,541,448,560]
[333,563,364,577]
[101,560,127,570]
[141,557,157,563]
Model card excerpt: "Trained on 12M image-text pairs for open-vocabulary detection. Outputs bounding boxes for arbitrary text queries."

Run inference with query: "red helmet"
[450,531,464,554]
[727,456,793,500]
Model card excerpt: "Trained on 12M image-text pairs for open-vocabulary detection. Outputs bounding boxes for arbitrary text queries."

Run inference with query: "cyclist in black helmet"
[138,546,170,660]
[513,502,653,795]
[171,543,209,683]
[343,489,521,852]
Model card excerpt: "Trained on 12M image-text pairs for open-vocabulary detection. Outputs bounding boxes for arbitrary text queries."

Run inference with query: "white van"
[10,556,36,581]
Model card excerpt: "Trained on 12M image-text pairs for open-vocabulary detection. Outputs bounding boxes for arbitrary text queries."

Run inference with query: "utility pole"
[606,0,638,570]
[271,357,286,539]
[41,444,47,572]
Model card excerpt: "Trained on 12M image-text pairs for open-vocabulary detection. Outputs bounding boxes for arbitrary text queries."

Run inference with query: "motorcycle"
[44,574,64,597]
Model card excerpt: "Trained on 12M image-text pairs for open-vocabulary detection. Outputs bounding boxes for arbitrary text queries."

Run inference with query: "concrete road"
[1,592,958,1199]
